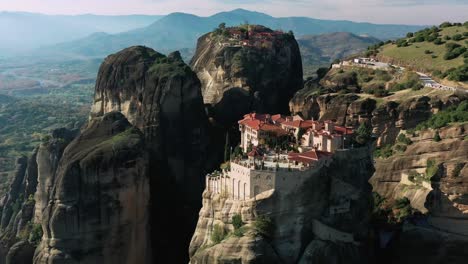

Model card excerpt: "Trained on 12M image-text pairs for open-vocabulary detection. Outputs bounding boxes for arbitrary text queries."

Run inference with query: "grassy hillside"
[298,32,381,77]
[375,22,468,86]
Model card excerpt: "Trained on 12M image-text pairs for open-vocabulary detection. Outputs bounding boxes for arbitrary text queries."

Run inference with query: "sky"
[0,0,467,25]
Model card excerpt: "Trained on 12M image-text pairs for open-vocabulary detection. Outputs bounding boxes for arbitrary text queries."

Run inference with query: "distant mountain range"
[35,9,425,59]
[298,32,381,76]
[0,12,163,55]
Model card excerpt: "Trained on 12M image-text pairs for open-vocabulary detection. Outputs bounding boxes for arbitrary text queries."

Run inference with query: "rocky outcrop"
[0,153,37,264]
[34,112,151,264]
[91,46,208,195]
[371,123,468,263]
[371,124,467,201]
[0,128,77,264]
[0,46,210,263]
[189,147,374,263]
[191,25,303,124]
[89,46,209,263]
[290,85,466,146]
[34,128,77,224]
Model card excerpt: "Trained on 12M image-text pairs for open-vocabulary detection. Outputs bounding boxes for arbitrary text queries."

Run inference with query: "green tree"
[452,34,463,41]
[316,67,329,80]
[440,22,453,28]
[397,133,413,145]
[434,38,444,45]
[233,145,243,158]
[433,131,442,142]
[356,123,372,144]
[29,223,43,245]
[232,214,244,230]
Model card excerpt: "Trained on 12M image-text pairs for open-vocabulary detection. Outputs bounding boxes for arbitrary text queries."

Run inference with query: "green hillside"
[375,22,468,85]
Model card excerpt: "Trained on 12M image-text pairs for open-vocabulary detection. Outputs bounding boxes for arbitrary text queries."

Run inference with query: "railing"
[230,159,310,172]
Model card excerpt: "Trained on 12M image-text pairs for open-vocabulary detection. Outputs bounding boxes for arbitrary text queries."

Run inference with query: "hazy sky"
[0,0,467,25]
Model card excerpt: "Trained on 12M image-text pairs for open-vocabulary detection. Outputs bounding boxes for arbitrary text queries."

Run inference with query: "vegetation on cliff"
[415,100,468,130]
[376,23,468,84]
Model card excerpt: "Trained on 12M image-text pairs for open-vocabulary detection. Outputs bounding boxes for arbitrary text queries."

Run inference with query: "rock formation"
[0,46,210,264]
[290,83,466,146]
[370,123,468,263]
[189,147,374,263]
[90,46,209,263]
[34,112,150,264]
[371,123,468,213]
[191,25,303,124]
[0,128,77,264]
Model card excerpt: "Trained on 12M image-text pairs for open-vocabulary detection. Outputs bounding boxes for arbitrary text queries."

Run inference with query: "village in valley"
[206,113,356,201]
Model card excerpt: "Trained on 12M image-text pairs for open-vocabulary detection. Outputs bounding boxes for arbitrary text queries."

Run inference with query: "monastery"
[206,113,354,200]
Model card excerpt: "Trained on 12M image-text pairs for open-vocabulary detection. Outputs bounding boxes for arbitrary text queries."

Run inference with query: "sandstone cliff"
[0,46,211,264]
[0,128,77,264]
[290,84,465,146]
[34,112,150,264]
[191,25,303,124]
[90,46,209,263]
[370,123,468,263]
[373,123,468,217]
[189,147,374,264]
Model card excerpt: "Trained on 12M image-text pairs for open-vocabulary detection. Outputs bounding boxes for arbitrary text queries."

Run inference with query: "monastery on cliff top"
[207,113,354,200]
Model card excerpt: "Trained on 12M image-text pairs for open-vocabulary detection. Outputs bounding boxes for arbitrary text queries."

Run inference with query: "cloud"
[0,0,467,25]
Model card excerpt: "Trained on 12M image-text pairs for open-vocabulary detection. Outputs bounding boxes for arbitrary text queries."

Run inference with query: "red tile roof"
[239,113,352,139]
[334,126,354,135]
[282,120,314,129]
[239,119,262,130]
[259,123,289,136]
[287,150,331,165]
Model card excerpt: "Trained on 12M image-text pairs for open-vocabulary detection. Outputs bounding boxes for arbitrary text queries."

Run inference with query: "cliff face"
[0,128,77,264]
[0,46,210,263]
[371,123,467,213]
[90,47,209,262]
[290,86,465,146]
[370,123,468,263]
[189,147,374,264]
[0,155,34,264]
[34,112,150,264]
[191,26,303,124]
[34,129,77,225]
